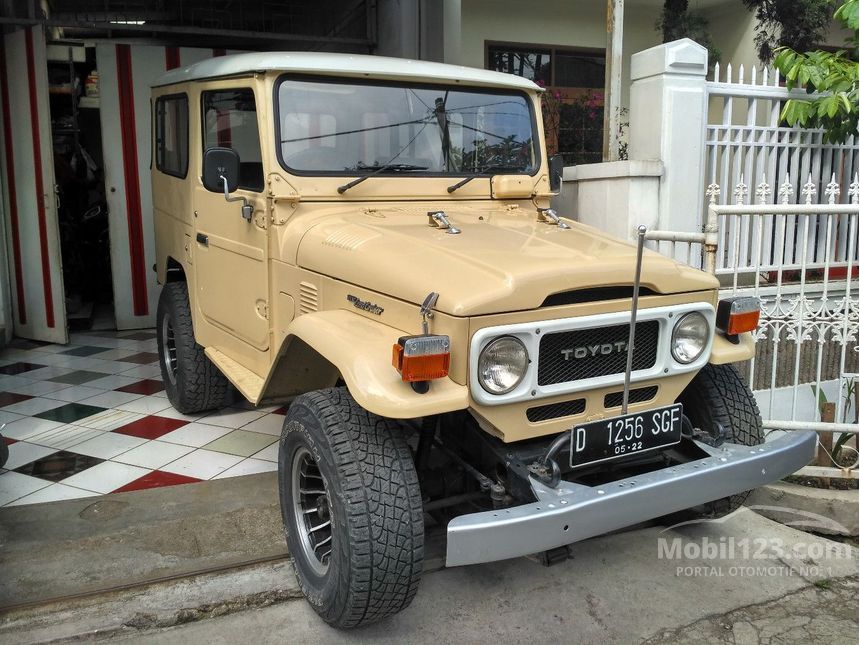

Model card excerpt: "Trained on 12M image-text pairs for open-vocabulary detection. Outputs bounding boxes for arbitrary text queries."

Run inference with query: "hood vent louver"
[541,286,657,308]
[299,282,319,314]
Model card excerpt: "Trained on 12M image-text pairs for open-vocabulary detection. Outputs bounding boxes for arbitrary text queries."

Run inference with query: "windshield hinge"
[428,210,461,234]
[255,300,269,320]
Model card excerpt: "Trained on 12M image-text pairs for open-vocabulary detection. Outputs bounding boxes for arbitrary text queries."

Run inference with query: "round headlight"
[671,311,709,364]
[478,336,529,394]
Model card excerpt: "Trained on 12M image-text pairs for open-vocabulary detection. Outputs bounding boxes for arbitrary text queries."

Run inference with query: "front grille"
[537,320,660,386]
[604,385,659,409]
[526,398,586,422]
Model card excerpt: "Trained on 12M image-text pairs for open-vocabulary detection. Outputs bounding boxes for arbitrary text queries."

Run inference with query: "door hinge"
[255,300,269,319]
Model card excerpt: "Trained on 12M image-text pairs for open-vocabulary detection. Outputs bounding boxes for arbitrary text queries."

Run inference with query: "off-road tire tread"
[679,363,764,517]
[157,282,229,414]
[281,387,424,628]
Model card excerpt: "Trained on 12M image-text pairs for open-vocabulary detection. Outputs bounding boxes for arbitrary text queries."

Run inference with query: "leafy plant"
[773,0,858,144]
[743,0,835,63]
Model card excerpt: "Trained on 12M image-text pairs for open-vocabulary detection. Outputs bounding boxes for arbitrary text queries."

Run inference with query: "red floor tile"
[113,415,188,440]
[0,391,33,407]
[116,379,165,395]
[272,406,289,415]
[3,436,17,445]
[113,470,201,493]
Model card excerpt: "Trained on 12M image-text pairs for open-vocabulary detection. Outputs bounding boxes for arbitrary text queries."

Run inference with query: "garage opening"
[48,42,114,331]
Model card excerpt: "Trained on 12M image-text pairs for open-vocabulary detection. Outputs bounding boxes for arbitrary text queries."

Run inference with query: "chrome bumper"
[445,431,817,567]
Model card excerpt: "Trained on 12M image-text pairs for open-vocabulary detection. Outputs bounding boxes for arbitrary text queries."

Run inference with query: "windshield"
[277,77,538,176]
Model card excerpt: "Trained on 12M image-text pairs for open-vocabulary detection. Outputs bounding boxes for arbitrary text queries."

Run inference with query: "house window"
[155,94,189,178]
[202,88,264,192]
[487,43,606,165]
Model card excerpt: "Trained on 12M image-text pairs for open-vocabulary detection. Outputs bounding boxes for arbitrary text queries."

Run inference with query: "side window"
[155,94,189,178]
[202,89,264,192]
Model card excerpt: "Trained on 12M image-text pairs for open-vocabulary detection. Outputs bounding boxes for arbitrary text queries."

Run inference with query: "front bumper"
[445,431,817,566]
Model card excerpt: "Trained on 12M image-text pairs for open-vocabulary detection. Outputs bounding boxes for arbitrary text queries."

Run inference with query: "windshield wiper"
[337,163,428,194]
[446,164,526,193]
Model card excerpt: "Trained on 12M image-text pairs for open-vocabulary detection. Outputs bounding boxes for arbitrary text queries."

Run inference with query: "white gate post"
[629,39,708,234]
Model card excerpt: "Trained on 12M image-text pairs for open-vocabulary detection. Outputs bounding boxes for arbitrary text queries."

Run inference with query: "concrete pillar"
[629,39,708,232]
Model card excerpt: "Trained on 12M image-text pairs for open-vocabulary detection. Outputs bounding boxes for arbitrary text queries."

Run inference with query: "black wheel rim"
[291,446,333,576]
[161,312,178,386]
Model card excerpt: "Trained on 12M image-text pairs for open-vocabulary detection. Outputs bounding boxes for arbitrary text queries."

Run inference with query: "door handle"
[196,233,208,246]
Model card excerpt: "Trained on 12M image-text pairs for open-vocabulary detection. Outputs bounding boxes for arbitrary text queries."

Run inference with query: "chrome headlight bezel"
[671,311,710,364]
[477,335,529,395]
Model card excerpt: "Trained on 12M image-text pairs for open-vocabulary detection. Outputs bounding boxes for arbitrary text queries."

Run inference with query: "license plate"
[568,403,683,469]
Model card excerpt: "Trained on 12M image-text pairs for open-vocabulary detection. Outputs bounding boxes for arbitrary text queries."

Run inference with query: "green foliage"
[743,0,835,63]
[656,0,722,63]
[773,0,858,144]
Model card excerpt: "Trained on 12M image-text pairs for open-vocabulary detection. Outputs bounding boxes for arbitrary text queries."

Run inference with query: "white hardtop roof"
[153,51,541,92]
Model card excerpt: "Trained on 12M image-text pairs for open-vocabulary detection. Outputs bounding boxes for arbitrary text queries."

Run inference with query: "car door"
[192,86,269,352]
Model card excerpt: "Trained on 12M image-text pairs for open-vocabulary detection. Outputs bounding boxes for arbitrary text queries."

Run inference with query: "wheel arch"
[260,310,469,418]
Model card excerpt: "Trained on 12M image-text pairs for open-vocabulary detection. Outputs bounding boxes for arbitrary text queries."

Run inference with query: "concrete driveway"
[107,509,858,645]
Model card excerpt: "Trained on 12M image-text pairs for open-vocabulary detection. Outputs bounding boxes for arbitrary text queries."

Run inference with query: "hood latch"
[428,210,461,234]
[537,207,570,229]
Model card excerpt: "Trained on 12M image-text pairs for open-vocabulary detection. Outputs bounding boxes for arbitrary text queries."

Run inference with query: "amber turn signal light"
[716,297,760,336]
[392,334,451,382]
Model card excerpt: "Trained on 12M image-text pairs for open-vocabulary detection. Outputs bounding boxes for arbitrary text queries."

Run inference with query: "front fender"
[262,310,469,419]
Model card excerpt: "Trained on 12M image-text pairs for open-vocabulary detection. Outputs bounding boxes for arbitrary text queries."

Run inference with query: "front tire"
[156,281,230,414]
[278,387,424,629]
[678,363,764,517]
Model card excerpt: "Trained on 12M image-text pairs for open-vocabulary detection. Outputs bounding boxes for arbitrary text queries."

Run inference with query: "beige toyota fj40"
[151,52,816,628]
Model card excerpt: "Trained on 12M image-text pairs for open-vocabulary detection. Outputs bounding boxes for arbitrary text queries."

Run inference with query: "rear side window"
[155,94,189,178]
[202,88,264,192]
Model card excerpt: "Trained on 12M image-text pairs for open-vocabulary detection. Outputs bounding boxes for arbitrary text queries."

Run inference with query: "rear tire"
[677,362,764,518]
[156,281,230,414]
[278,387,424,629]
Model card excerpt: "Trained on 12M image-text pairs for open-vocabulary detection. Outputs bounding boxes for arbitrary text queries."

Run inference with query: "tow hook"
[692,422,728,448]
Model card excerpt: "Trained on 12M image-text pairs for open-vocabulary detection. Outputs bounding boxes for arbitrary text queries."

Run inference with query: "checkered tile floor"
[0,330,286,507]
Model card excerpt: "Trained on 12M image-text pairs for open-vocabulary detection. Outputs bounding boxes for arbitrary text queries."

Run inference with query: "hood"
[295,204,718,316]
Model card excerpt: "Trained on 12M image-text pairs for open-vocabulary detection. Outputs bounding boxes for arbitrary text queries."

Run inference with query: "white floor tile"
[251,442,279,462]
[119,365,163,379]
[80,390,145,408]
[26,425,105,450]
[19,366,74,381]
[0,410,24,425]
[200,407,268,429]
[3,379,72,396]
[1,396,66,416]
[2,441,58,470]
[154,406,206,422]
[2,416,65,441]
[84,359,140,375]
[7,482,101,506]
[161,448,243,480]
[69,432,147,459]
[83,374,140,390]
[0,471,51,505]
[43,385,108,403]
[240,413,285,436]
[114,440,195,470]
[214,458,277,479]
[116,395,172,415]
[61,461,150,494]
[158,422,235,448]
[77,409,143,431]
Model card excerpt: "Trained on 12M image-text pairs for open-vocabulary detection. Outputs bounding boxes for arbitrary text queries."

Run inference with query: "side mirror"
[202,147,253,222]
[202,147,240,193]
[549,154,564,193]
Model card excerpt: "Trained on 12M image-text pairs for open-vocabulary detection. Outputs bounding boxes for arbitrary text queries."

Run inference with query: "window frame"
[200,87,265,193]
[484,41,606,89]
[272,73,543,179]
[154,92,189,179]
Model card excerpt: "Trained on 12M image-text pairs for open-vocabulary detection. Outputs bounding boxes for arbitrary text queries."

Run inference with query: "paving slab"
[0,472,285,608]
[2,508,856,644]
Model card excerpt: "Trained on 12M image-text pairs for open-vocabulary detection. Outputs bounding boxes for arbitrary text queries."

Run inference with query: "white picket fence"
[703,63,858,228]
[648,173,859,480]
